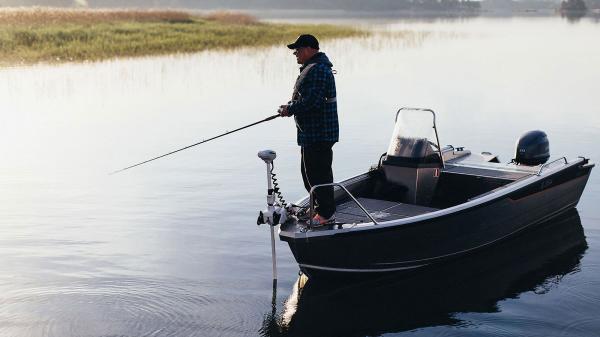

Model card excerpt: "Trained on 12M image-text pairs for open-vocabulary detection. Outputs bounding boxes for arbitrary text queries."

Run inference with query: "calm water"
[0,16,599,337]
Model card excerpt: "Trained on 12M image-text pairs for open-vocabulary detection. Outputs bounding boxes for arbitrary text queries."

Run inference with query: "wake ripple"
[0,276,266,337]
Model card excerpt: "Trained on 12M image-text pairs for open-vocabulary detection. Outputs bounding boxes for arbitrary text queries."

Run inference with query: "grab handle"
[309,183,379,225]
[537,157,568,176]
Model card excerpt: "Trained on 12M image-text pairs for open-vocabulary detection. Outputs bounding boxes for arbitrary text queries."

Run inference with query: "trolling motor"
[256,149,289,282]
[257,150,288,226]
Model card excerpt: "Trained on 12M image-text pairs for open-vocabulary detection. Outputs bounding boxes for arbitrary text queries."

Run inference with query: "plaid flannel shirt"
[287,53,339,146]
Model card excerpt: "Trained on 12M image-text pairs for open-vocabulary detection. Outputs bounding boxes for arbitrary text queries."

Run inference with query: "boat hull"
[280,160,593,279]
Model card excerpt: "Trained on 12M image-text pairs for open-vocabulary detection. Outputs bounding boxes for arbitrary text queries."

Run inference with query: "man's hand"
[278,105,291,117]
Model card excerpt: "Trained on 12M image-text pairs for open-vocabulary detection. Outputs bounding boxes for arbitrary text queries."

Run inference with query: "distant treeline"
[560,0,588,10]
[480,0,599,10]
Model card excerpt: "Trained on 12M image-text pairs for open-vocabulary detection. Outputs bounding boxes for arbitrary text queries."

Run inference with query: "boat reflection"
[262,209,587,337]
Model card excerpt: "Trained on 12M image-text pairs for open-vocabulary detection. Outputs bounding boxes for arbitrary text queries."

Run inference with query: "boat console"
[378,108,443,205]
[381,137,442,205]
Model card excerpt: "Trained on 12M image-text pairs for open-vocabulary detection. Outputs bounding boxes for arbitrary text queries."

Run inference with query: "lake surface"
[1,16,599,337]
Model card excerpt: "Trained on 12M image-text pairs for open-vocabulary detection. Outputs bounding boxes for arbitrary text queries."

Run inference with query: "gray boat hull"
[279,158,593,279]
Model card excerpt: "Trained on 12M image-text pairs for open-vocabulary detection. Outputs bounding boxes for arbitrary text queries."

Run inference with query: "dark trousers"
[301,142,335,218]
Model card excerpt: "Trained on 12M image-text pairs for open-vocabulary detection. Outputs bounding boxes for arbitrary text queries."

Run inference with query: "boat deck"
[335,197,439,224]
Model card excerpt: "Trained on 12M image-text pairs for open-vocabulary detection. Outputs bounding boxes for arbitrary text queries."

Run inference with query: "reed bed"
[204,11,258,25]
[0,8,366,65]
[0,7,193,25]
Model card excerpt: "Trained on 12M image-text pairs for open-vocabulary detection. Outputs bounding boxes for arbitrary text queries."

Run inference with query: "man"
[278,34,339,226]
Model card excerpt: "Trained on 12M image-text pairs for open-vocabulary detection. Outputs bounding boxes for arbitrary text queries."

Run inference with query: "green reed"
[0,9,367,65]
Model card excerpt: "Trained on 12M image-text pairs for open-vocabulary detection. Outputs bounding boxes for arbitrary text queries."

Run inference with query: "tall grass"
[0,8,367,65]
[0,7,193,25]
[204,11,258,25]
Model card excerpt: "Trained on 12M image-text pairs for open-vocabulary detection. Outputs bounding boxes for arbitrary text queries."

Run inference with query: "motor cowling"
[514,130,550,166]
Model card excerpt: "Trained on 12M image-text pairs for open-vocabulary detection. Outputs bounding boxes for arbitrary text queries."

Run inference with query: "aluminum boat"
[275,210,586,335]
[278,108,594,279]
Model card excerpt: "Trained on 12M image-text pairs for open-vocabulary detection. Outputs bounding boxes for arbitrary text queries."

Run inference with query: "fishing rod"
[111,114,281,174]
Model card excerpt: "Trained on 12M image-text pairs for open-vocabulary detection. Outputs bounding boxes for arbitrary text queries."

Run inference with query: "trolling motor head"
[258,150,277,163]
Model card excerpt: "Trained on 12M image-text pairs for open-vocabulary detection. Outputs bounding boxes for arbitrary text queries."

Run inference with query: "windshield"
[386,109,439,159]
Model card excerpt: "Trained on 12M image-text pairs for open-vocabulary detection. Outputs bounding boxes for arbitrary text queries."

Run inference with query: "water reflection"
[264,210,587,337]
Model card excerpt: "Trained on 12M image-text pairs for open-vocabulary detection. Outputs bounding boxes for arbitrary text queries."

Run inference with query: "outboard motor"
[514,130,550,166]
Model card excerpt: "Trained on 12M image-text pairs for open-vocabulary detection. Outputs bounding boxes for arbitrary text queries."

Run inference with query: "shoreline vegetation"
[0,8,368,65]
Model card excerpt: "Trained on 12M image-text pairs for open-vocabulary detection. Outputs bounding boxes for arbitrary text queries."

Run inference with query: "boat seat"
[441,164,531,181]
[335,197,438,224]
[431,164,532,208]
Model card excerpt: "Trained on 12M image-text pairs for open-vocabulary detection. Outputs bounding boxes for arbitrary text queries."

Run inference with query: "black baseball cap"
[287,34,319,50]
